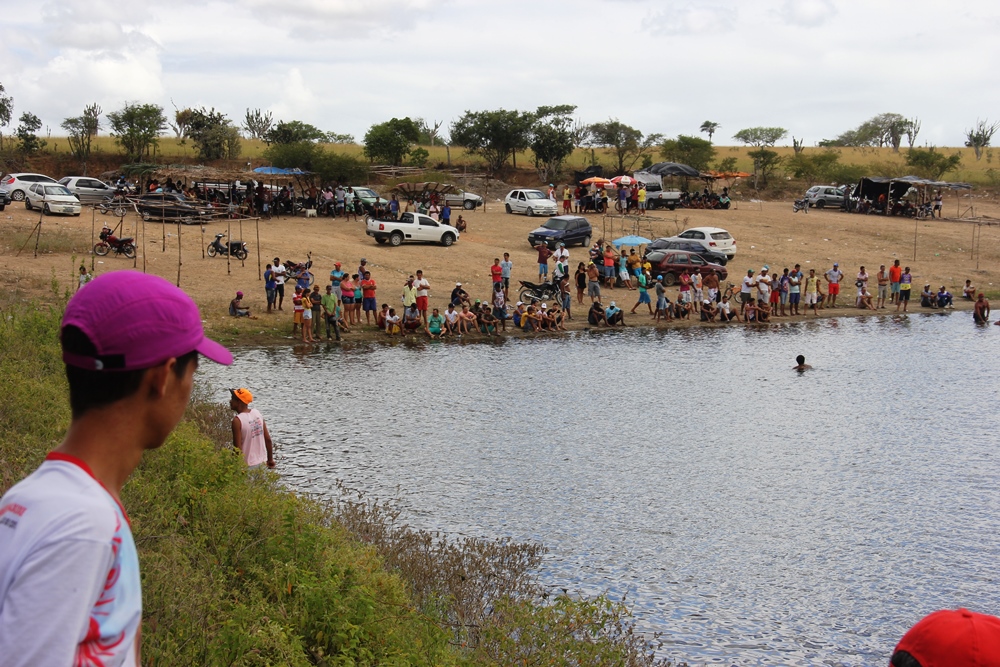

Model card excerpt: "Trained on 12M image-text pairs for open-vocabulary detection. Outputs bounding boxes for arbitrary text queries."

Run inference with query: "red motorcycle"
[94,226,136,259]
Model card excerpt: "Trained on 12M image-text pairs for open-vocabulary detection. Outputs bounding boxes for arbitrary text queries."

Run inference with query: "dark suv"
[646,250,728,286]
[644,238,729,265]
[527,215,592,248]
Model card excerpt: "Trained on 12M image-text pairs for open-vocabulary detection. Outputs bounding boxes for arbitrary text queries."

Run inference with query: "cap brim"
[197,337,233,366]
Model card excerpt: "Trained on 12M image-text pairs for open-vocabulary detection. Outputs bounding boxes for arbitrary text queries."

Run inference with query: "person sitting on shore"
[229,291,253,318]
[700,299,718,322]
[937,286,954,309]
[384,308,401,335]
[443,303,460,334]
[588,300,609,326]
[427,307,446,339]
[458,304,478,334]
[974,293,991,324]
[605,301,624,326]
[745,300,758,323]
[376,303,390,330]
[719,295,740,322]
[548,304,567,331]
[522,305,542,332]
[963,279,976,300]
[756,300,771,322]
[673,298,692,320]
[450,282,471,308]
[402,304,421,335]
[920,285,938,308]
[859,289,877,311]
[454,215,467,232]
[478,307,498,336]
[511,301,525,328]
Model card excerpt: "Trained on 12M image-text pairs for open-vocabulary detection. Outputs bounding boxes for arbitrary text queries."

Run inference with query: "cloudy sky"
[3,0,998,147]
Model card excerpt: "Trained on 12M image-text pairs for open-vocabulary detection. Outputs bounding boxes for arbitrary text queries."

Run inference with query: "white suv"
[664,227,736,259]
[504,189,558,217]
[1,173,58,202]
[805,185,846,209]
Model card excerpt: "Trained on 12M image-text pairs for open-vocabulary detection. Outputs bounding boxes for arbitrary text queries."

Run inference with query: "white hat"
[610,301,616,307]
[515,301,523,306]
[703,299,710,304]
[455,282,462,286]
[541,303,548,309]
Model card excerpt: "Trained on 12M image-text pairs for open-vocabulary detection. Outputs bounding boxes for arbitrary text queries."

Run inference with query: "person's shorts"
[303,310,312,321]
[829,283,841,296]
[638,291,651,304]
[363,297,377,311]
[275,283,285,297]
[900,289,911,301]
[679,290,691,304]
[789,292,801,305]
[603,265,613,278]
[632,268,641,277]
[266,288,276,304]
[416,296,429,311]
[770,292,780,305]
[656,297,667,310]
[342,295,354,305]
[404,320,420,330]
[619,269,629,281]
[293,311,303,323]
[539,263,548,275]
[804,293,818,305]
[639,201,646,210]
[562,294,571,310]
[891,282,901,294]
[429,326,442,336]
[693,288,703,302]
[588,281,601,297]
[740,292,753,305]
[707,288,718,301]
[331,286,342,299]
[878,285,889,299]
[779,292,788,304]
[502,277,510,289]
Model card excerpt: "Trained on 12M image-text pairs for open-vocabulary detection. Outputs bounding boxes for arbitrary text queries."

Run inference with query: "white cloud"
[647,2,737,35]
[775,0,836,27]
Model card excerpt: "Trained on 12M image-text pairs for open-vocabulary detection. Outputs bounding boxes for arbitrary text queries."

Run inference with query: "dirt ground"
[1,190,997,346]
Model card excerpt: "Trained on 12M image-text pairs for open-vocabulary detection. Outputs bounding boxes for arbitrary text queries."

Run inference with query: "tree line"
[0,82,992,185]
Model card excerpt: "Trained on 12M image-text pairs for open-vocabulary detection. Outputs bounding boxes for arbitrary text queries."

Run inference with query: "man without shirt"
[876,264,890,309]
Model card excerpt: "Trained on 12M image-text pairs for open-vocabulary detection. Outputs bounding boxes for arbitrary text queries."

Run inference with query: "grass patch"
[0,300,678,666]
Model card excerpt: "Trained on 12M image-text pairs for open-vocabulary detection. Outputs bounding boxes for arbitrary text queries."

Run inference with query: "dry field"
[1,186,997,346]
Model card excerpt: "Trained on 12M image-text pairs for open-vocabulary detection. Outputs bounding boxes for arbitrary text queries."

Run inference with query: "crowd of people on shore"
[228,245,991,341]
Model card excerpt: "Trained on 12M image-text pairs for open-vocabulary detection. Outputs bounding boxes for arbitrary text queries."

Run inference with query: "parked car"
[527,215,592,248]
[366,212,460,247]
[1,173,58,202]
[349,186,390,215]
[644,237,730,265]
[24,184,82,216]
[135,193,213,223]
[504,189,558,217]
[442,188,483,210]
[645,250,728,286]
[58,176,116,204]
[663,227,736,260]
[805,185,846,209]
[0,187,10,211]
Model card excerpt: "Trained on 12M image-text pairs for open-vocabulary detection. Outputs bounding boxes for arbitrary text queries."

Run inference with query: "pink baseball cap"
[62,271,232,371]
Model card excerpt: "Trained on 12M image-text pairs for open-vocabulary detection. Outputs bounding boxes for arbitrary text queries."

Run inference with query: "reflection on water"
[198,313,1000,666]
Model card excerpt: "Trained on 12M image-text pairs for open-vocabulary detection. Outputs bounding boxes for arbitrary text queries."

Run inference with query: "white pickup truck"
[366,212,460,247]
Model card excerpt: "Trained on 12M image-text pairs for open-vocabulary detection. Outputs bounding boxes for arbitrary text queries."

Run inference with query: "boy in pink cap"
[0,270,231,667]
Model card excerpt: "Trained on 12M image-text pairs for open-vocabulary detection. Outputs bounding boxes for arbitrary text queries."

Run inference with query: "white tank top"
[236,409,267,467]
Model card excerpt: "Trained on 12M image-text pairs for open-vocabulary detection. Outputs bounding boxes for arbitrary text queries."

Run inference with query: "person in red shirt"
[603,245,616,287]
[888,259,902,305]
[535,243,553,282]
[361,271,377,324]
[490,258,503,286]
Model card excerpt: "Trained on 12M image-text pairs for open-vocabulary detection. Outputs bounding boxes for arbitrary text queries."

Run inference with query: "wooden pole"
[142,212,146,273]
[912,215,918,261]
[239,217,245,267]
[161,200,166,252]
[90,207,95,272]
[255,216,261,280]
[227,218,231,275]
[176,216,182,287]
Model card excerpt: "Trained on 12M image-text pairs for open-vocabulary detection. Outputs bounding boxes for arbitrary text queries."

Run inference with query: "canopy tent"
[646,162,701,178]
[612,235,652,248]
[852,175,972,201]
[390,181,455,196]
[252,166,312,176]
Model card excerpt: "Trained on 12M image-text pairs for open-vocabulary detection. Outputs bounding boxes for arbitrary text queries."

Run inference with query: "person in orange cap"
[229,388,275,469]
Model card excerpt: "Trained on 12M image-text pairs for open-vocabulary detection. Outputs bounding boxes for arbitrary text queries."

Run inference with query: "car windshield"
[45,186,73,196]
[354,188,377,198]
[711,232,732,240]
[524,191,546,200]
[543,219,571,230]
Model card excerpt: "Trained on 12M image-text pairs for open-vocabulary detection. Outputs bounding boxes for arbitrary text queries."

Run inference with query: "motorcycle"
[792,198,808,213]
[98,194,131,217]
[94,225,136,259]
[285,253,314,287]
[207,233,248,260]
[518,279,560,305]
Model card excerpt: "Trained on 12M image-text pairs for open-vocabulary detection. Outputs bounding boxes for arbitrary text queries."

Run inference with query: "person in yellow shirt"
[804,269,820,316]
[637,185,647,215]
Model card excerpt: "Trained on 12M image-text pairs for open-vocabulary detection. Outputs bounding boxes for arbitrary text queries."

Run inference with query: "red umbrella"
[610,175,635,186]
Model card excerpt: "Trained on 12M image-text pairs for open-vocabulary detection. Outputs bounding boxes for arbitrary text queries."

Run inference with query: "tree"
[107,103,166,161]
[243,108,274,141]
[747,149,783,186]
[267,120,326,145]
[186,107,241,160]
[0,83,13,151]
[323,132,354,144]
[732,126,788,148]
[699,121,720,143]
[170,107,194,139]
[416,118,445,146]
[451,109,535,174]
[784,150,846,182]
[588,119,661,175]
[16,112,46,154]
[407,147,430,168]
[530,105,577,182]
[659,135,716,171]
[61,104,101,162]
[363,117,420,166]
[905,117,921,148]
[905,148,962,179]
[263,141,366,183]
[821,113,910,151]
[714,157,739,173]
[964,119,1000,160]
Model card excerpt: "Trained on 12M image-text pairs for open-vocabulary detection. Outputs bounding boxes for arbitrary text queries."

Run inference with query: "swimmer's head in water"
[796,355,805,365]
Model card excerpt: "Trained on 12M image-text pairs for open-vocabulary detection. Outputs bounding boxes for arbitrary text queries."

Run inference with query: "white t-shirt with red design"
[236,408,268,467]
[0,453,140,667]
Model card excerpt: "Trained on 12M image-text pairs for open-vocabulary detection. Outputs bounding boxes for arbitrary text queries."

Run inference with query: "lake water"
[198,313,1000,665]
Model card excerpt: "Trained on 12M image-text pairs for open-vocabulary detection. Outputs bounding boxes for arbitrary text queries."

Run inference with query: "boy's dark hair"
[796,355,806,365]
[62,325,197,418]
[890,650,921,667]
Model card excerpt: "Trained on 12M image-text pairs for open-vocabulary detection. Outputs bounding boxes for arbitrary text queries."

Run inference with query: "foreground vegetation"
[0,296,673,666]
